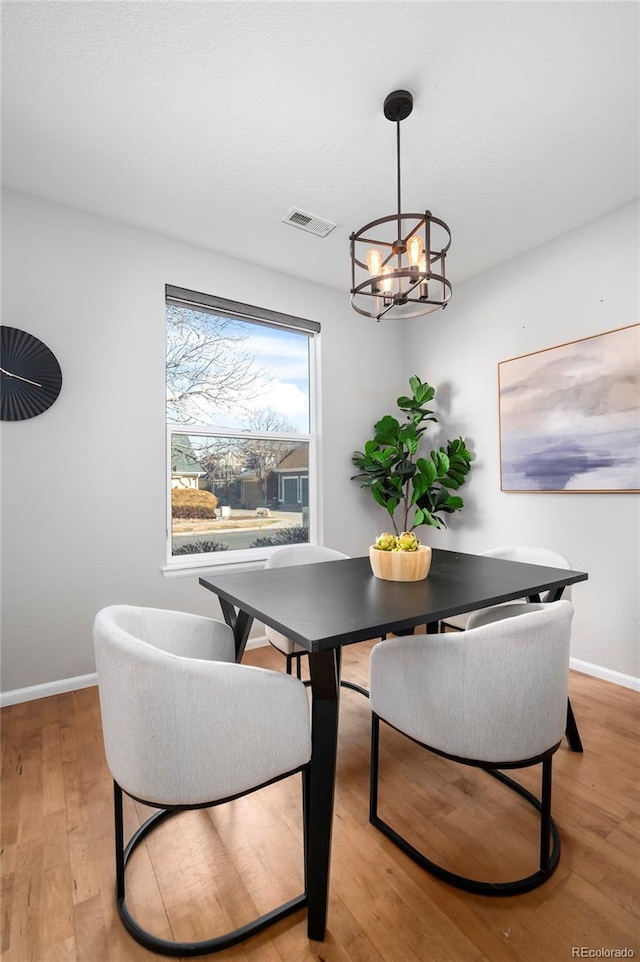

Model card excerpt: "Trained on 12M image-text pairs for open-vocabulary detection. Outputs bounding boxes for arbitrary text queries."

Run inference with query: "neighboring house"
[214,469,261,510]
[170,437,206,489]
[268,444,309,511]
[237,472,262,510]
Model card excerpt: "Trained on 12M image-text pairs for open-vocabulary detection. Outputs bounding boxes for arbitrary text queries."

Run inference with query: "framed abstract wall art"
[498,324,639,493]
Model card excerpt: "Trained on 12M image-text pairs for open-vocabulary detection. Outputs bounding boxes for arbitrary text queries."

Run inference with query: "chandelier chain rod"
[396,120,402,242]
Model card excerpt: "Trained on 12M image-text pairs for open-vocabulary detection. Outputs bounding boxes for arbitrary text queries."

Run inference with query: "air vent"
[282,208,337,237]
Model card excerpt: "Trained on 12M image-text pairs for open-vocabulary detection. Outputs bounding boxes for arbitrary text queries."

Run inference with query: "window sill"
[162,549,278,578]
[162,558,269,579]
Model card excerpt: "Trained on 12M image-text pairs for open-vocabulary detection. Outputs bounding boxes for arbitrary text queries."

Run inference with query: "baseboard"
[0,673,98,708]
[2,648,635,708]
[570,657,639,692]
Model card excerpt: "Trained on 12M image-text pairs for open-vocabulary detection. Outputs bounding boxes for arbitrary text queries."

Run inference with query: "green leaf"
[410,472,428,504]
[416,383,435,405]
[418,457,437,485]
[421,509,444,529]
[370,486,387,508]
[399,425,418,456]
[408,375,422,397]
[374,415,399,439]
[412,507,425,526]
[431,450,450,475]
[394,459,416,480]
[434,488,449,508]
[371,448,393,464]
[447,469,466,484]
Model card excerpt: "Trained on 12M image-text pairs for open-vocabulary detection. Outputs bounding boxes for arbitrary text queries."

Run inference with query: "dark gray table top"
[199,548,588,653]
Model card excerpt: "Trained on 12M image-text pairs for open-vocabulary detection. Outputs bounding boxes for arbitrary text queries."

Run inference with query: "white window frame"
[163,287,320,574]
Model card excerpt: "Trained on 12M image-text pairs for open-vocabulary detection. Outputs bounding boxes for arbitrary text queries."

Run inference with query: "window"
[166,286,319,567]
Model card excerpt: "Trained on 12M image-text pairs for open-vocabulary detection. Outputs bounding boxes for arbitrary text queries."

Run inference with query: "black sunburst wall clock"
[0,326,63,421]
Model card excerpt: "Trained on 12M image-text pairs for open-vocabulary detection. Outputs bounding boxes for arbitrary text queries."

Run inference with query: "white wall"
[403,200,639,680]
[2,190,637,694]
[0,187,403,693]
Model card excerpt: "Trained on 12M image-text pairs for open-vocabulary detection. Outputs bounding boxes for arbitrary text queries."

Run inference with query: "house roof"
[275,445,308,473]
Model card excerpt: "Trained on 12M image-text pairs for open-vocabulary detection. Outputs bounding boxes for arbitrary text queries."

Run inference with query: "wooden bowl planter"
[369,545,432,582]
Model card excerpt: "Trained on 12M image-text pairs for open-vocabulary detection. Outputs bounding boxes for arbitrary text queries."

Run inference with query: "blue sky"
[237,321,310,432]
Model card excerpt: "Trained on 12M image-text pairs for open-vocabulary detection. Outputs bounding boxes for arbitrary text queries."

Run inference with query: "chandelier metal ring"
[350,212,451,271]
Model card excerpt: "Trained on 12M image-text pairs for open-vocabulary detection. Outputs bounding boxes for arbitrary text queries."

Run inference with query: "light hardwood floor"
[1,639,639,962]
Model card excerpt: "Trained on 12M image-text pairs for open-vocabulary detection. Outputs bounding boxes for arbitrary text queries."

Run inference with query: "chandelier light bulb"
[407,234,423,268]
[380,265,394,293]
[366,249,383,293]
[380,265,394,306]
[366,248,383,276]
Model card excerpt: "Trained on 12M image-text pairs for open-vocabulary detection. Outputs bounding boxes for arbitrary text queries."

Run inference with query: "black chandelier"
[350,90,452,322]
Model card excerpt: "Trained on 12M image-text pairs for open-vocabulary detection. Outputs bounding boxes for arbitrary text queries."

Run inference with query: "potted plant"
[368,530,434,582]
[351,375,473,580]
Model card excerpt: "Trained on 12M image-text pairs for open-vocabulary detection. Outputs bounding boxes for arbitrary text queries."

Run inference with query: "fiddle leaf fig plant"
[351,375,473,535]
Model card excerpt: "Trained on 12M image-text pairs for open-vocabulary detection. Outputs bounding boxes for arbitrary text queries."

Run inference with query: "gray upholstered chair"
[94,605,311,956]
[439,545,573,631]
[264,544,369,697]
[369,600,574,895]
[438,545,582,751]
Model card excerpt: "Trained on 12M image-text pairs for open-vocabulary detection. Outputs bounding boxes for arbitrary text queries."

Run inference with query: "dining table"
[200,547,588,942]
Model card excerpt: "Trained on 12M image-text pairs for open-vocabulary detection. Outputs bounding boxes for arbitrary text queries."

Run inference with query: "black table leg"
[545,591,584,751]
[218,598,254,661]
[306,647,340,941]
[566,697,584,753]
[528,592,585,753]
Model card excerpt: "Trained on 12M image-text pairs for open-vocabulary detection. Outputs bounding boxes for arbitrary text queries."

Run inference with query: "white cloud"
[250,379,309,430]
[244,331,310,381]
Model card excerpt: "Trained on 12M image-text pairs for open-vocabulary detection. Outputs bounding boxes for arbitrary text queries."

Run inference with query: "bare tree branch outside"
[166,305,270,425]
[243,409,298,504]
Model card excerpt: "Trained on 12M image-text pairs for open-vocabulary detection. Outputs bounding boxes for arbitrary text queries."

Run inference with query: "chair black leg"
[370,712,380,822]
[340,679,370,697]
[369,724,561,896]
[302,767,310,892]
[113,780,307,956]
[539,756,552,872]
[114,781,125,902]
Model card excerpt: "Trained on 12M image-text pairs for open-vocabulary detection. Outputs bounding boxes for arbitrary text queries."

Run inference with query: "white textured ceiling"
[1,1,638,293]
